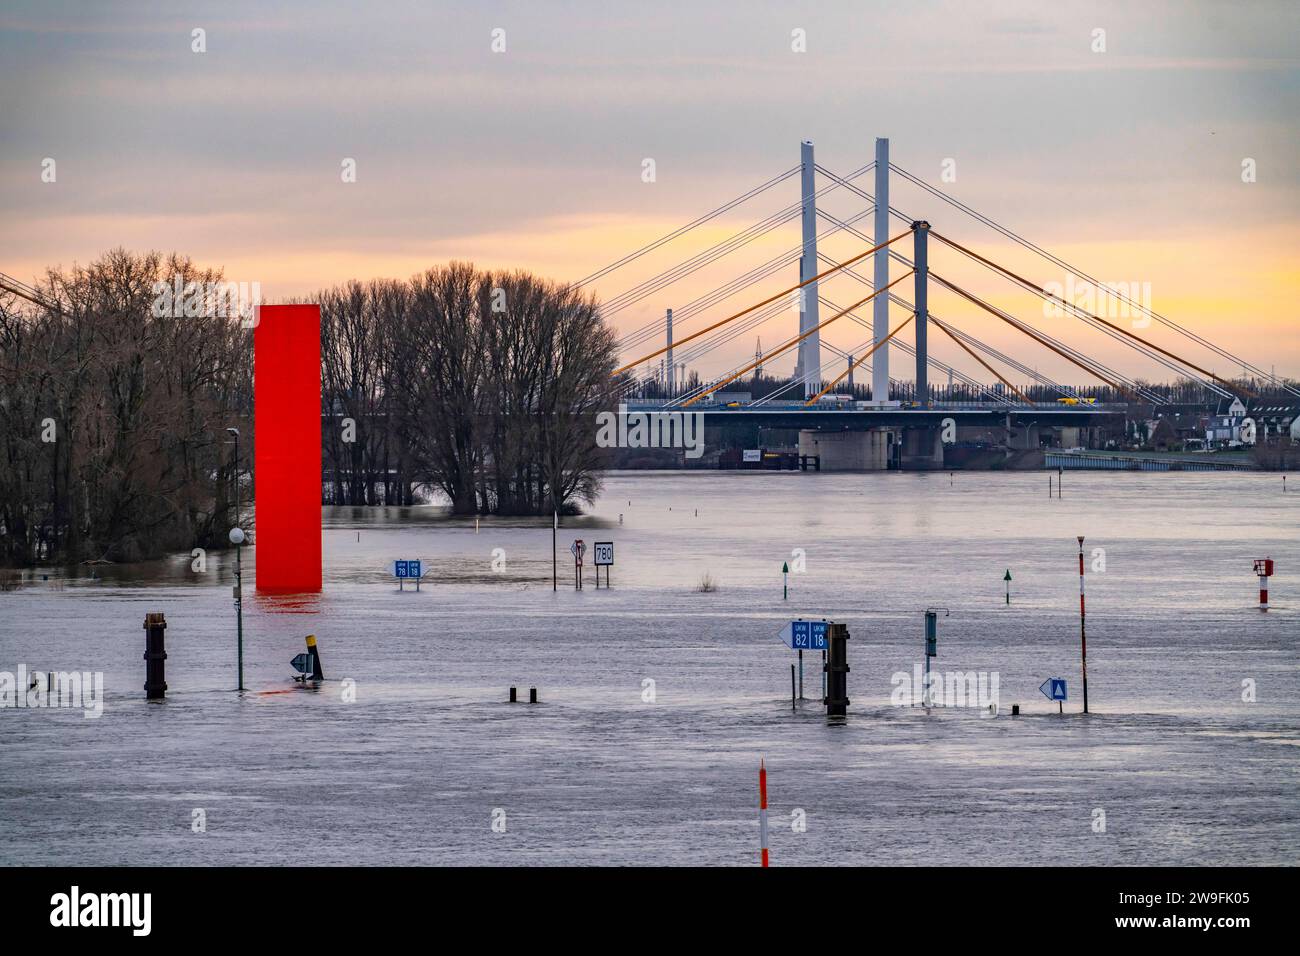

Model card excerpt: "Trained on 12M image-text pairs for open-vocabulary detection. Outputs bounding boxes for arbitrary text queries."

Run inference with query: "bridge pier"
[899,426,944,471]
[798,429,891,470]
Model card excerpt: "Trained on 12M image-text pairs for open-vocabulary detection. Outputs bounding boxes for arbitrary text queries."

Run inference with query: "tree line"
[315,262,618,515]
[0,250,619,567]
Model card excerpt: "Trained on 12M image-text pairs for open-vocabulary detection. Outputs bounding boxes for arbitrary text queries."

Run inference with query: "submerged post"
[143,612,167,700]
[306,634,324,681]
[825,622,850,718]
[1077,536,1089,714]
[912,220,930,406]
[924,609,937,705]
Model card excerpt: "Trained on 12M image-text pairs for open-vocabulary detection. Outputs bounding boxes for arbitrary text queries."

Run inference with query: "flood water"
[1,470,1296,866]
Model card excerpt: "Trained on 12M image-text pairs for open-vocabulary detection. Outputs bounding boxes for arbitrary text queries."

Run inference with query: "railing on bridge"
[1045,451,1254,473]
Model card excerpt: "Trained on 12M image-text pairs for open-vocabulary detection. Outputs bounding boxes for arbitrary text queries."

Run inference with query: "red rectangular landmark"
[254,304,322,592]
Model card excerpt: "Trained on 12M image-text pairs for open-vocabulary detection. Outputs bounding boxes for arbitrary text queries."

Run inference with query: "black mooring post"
[825,622,850,718]
[509,686,517,703]
[306,634,324,681]
[143,612,167,700]
[529,687,537,704]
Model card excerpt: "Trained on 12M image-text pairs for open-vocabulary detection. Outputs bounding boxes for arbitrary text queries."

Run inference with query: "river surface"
[1,470,1296,865]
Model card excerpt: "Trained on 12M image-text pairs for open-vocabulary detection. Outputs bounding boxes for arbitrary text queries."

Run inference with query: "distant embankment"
[1045,451,1255,472]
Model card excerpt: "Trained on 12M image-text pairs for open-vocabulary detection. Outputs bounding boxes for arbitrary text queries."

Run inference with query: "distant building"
[1246,401,1300,443]
[1206,397,1248,445]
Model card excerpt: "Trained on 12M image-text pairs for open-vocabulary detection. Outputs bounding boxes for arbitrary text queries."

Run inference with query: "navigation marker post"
[1004,569,1012,605]
[1077,536,1089,714]
[570,539,586,590]
[1254,557,1273,610]
[782,561,789,601]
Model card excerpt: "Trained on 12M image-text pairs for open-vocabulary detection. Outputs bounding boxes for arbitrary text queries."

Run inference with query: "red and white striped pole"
[1255,558,1273,610]
[758,758,769,867]
[1077,535,1089,715]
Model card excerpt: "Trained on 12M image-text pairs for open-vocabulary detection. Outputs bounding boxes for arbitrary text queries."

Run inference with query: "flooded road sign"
[778,620,828,650]
[593,541,613,588]
[571,539,585,590]
[1040,678,1068,701]
[393,559,422,591]
[290,652,312,674]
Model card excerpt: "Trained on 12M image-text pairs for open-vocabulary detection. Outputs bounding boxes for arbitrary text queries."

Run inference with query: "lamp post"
[226,427,240,527]
[230,526,245,691]
[227,427,244,692]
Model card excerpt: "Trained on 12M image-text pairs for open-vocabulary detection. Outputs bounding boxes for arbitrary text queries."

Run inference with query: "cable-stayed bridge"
[581,138,1291,467]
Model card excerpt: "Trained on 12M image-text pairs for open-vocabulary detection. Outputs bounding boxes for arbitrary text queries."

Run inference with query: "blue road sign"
[290,653,312,674]
[778,620,829,650]
[1039,678,1068,701]
[393,559,422,579]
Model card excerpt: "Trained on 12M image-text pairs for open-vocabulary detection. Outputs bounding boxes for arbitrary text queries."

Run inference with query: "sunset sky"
[2,0,1297,386]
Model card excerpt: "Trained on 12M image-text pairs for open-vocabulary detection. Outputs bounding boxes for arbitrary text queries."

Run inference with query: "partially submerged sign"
[1039,678,1068,701]
[593,542,613,566]
[393,558,422,591]
[778,620,829,651]
[393,559,422,579]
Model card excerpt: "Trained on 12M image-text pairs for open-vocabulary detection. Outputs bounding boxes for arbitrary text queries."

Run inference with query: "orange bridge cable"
[680,271,914,409]
[0,276,57,311]
[613,228,914,375]
[930,272,1141,403]
[806,312,915,405]
[928,230,1255,399]
[929,315,1033,405]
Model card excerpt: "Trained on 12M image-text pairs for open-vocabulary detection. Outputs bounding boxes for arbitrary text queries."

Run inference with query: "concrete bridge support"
[899,426,944,471]
[798,429,891,471]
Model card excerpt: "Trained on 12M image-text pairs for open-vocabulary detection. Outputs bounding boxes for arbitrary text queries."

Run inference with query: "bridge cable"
[608,161,876,339]
[810,240,1047,403]
[931,273,1143,402]
[574,165,799,288]
[614,230,913,375]
[929,230,1253,399]
[680,271,913,407]
[889,162,1295,396]
[805,313,915,405]
[929,316,1033,404]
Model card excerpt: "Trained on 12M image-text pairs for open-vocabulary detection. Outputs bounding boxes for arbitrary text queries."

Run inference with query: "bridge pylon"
[873,137,891,401]
[796,140,821,398]
[913,220,930,406]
